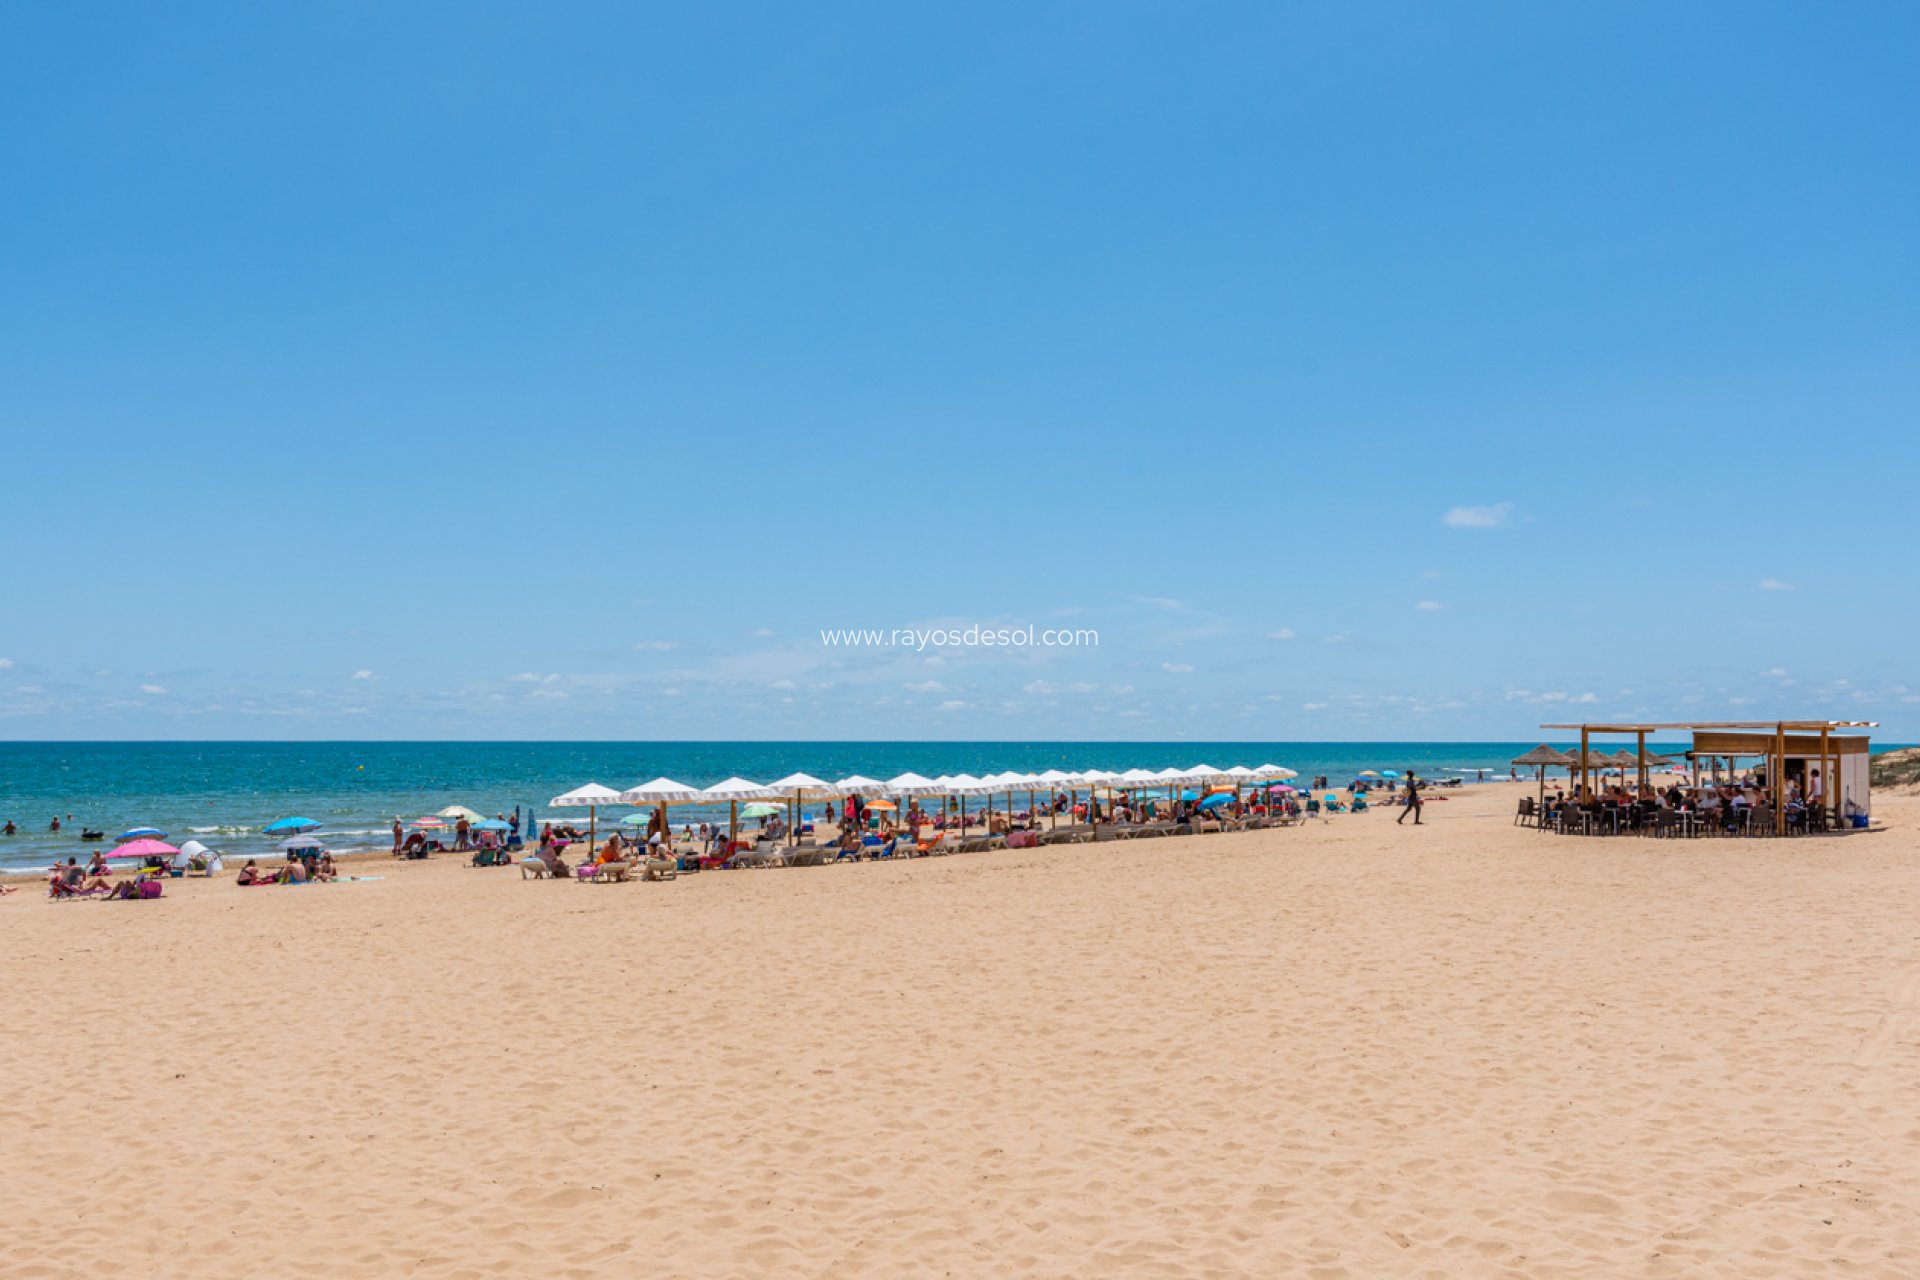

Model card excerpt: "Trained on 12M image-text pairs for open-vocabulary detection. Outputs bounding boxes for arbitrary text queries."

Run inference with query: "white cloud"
[1758,579,1796,591]
[937,699,969,711]
[1762,667,1788,678]
[1110,683,1135,695]
[1068,682,1098,694]
[1574,692,1598,704]
[1161,661,1194,673]
[139,684,167,695]
[510,672,561,684]
[634,640,680,651]
[904,679,946,693]
[1322,632,1351,644]
[1022,680,1058,695]
[1415,600,1444,611]
[351,669,374,681]
[0,657,12,669]
[769,678,797,690]
[1265,628,1295,641]
[1442,501,1514,529]
[751,627,775,638]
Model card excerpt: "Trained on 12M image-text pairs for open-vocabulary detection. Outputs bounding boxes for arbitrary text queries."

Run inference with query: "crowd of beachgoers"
[5,762,1483,899]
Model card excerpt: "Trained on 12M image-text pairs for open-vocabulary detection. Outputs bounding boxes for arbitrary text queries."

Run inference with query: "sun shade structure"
[768,772,838,846]
[702,777,782,849]
[109,837,179,860]
[619,777,707,849]
[1542,720,1878,834]
[1511,745,1575,813]
[548,783,627,860]
[437,805,486,823]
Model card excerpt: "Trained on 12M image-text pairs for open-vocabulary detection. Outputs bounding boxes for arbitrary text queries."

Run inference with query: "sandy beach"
[5,781,1917,1278]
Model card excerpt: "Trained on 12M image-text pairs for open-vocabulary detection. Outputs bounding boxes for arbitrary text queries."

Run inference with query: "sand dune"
[5,783,1917,1277]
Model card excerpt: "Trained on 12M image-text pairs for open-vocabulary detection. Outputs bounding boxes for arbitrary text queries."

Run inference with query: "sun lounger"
[590,860,632,883]
[643,857,678,880]
[520,858,554,879]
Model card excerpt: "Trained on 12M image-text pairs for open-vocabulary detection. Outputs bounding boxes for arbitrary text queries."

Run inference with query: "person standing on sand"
[1397,771,1423,825]
[391,819,403,855]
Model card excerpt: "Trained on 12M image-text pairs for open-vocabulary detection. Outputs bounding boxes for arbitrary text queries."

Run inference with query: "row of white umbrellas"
[551,762,1300,811]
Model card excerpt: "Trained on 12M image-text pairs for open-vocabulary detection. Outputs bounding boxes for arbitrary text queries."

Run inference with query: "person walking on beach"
[391,819,403,856]
[1397,771,1423,825]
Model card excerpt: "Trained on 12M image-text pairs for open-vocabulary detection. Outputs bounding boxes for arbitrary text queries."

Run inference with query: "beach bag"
[138,880,164,900]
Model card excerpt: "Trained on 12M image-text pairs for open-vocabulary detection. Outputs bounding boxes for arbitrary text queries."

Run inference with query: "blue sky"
[3,2,1916,741]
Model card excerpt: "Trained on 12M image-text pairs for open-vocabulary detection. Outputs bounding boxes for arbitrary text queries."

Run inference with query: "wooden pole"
[1774,722,1787,835]
[1580,726,1590,801]
[1820,725,1831,832]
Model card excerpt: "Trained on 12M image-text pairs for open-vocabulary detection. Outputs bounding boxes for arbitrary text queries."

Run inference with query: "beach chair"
[590,859,633,882]
[519,858,553,879]
[1515,797,1535,826]
[643,856,678,881]
[916,832,959,856]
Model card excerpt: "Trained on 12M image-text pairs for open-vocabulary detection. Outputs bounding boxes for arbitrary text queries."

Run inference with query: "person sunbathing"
[316,854,339,882]
[237,860,273,886]
[49,868,112,898]
[536,847,570,877]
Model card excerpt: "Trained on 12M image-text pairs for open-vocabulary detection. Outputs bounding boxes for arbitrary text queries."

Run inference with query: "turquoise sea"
[0,739,1680,872]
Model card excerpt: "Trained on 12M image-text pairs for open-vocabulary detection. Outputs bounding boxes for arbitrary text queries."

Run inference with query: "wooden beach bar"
[1539,720,1876,837]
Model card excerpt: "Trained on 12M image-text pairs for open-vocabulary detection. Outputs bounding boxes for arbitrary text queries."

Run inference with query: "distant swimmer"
[50,816,61,833]
[3,819,14,835]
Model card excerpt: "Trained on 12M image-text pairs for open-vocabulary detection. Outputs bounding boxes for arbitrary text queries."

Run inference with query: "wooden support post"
[1774,722,1787,836]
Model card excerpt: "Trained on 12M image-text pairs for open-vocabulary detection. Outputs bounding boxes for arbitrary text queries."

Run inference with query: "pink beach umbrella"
[109,837,180,860]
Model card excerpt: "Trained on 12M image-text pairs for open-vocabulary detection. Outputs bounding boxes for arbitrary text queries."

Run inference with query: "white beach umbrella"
[1033,768,1077,829]
[549,782,628,857]
[1251,763,1298,780]
[835,774,886,792]
[1224,766,1259,781]
[1118,768,1162,787]
[619,777,707,851]
[1184,764,1231,783]
[979,771,1024,830]
[940,773,992,835]
[702,777,781,849]
[769,771,837,845]
[884,772,944,833]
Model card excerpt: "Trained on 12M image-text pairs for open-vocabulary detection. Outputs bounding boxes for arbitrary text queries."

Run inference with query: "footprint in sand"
[1850,966,1920,1070]
[1544,1190,1623,1214]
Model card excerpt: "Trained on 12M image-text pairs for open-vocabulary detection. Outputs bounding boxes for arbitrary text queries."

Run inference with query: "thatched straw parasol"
[1512,745,1575,813]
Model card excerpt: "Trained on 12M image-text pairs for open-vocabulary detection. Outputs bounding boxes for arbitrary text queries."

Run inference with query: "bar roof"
[1539,720,1876,732]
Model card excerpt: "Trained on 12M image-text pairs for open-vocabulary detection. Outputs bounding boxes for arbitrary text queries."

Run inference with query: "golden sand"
[5,783,1917,1278]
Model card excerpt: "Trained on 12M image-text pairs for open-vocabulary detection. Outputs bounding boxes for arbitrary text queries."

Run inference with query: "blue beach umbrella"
[117,826,167,842]
[1379,771,1400,779]
[1198,792,1232,809]
[263,816,322,834]
[474,818,511,832]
